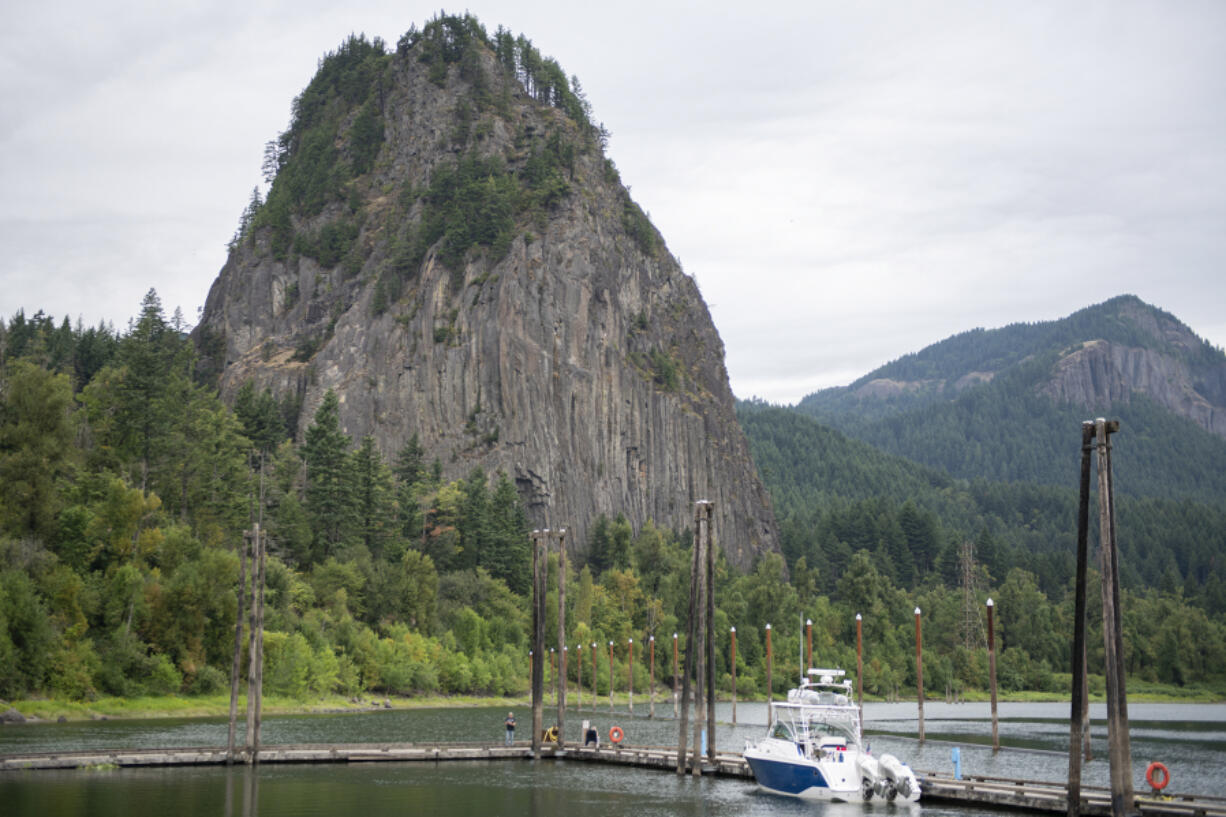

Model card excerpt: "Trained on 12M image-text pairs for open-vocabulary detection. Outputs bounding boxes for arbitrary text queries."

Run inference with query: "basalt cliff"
[193,19,777,567]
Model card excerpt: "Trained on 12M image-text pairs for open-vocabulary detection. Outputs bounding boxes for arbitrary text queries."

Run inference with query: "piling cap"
[915,607,922,615]
[986,598,994,607]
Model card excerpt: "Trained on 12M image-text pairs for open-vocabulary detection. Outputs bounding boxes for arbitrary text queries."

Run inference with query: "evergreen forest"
[2,295,1225,710]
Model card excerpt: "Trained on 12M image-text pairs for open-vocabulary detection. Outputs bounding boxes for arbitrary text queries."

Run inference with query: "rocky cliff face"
[193,24,776,568]
[1042,341,1226,436]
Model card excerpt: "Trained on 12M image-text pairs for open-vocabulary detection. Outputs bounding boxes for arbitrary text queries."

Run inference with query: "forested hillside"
[797,296,1226,501]
[3,294,1224,706]
[734,296,1226,696]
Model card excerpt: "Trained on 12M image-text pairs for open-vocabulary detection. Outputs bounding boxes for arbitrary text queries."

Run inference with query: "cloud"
[2,1,1223,404]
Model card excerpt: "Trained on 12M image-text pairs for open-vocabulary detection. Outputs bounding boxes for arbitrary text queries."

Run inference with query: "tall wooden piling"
[676,508,701,774]
[591,642,598,711]
[693,504,709,777]
[576,644,582,711]
[1070,421,1094,816]
[556,529,567,749]
[531,530,545,756]
[244,522,265,764]
[228,528,248,763]
[678,500,713,775]
[1095,419,1135,817]
[915,607,925,744]
[704,502,717,765]
[987,598,999,752]
[805,619,813,671]
[254,525,265,760]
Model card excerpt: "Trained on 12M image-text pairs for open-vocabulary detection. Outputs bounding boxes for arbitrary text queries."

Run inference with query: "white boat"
[743,668,921,803]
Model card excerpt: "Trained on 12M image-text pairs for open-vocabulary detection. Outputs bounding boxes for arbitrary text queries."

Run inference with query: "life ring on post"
[609,725,624,744]
[1146,761,1170,791]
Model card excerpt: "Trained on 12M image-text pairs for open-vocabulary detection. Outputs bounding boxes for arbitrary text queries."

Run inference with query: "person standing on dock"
[505,712,516,746]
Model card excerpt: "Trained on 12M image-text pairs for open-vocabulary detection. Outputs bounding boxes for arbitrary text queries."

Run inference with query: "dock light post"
[987,599,999,752]
[915,607,925,744]
[765,624,773,725]
[628,638,634,715]
[805,619,813,674]
[649,636,656,719]
[730,627,737,725]
[856,614,863,734]
[609,641,615,712]
[673,633,679,718]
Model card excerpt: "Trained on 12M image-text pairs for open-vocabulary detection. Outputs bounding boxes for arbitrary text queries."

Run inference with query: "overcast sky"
[3,1,1224,403]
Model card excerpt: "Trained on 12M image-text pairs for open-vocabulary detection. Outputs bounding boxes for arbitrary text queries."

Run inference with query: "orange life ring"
[609,725,624,744]
[1146,761,1170,791]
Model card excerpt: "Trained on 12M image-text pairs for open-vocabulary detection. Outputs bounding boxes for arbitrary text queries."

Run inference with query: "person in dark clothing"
[504,712,516,746]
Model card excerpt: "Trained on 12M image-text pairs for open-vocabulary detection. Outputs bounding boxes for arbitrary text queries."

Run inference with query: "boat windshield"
[805,718,857,745]
[769,720,796,741]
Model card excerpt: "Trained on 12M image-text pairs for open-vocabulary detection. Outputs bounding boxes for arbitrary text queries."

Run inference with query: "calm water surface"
[2,700,1224,815]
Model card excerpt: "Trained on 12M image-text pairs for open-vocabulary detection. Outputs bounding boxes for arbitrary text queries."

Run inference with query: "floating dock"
[3,742,1223,816]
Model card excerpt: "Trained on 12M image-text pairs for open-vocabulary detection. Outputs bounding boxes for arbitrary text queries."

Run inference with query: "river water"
[2,699,1223,815]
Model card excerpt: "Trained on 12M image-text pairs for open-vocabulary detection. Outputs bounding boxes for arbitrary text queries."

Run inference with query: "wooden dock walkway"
[3,742,1223,816]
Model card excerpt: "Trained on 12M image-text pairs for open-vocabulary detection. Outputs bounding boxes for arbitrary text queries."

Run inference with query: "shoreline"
[3,686,1222,725]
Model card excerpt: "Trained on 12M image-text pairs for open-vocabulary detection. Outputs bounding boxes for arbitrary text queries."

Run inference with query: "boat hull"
[743,748,863,801]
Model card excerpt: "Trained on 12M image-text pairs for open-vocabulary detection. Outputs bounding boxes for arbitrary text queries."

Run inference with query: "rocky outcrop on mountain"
[193,19,776,568]
[1042,340,1226,437]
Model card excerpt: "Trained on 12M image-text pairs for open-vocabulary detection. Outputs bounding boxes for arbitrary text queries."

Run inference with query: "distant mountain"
[794,295,1226,502]
[735,296,1226,608]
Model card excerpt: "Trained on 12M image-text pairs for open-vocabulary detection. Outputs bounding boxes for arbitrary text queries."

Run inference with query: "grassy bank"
[3,693,537,724]
[5,679,1222,724]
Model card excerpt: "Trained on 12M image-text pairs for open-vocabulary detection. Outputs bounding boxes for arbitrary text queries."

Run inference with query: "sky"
[3,1,1224,403]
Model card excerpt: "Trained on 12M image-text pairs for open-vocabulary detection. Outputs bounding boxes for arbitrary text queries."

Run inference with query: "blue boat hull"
[744,752,859,801]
